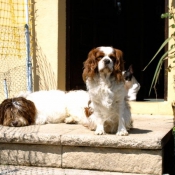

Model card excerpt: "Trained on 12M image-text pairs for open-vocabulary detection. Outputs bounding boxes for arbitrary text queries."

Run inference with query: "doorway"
[66,0,167,100]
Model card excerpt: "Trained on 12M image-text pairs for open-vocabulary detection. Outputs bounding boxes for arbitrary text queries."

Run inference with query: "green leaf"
[154,61,163,87]
[165,67,171,72]
[173,126,175,132]
[148,47,175,95]
[143,36,173,71]
[161,13,169,18]
[171,24,175,28]
[169,14,174,19]
[170,44,175,49]
[149,59,163,95]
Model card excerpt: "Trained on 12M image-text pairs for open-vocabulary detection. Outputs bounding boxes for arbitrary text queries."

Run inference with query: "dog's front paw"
[64,116,77,124]
[95,125,105,135]
[116,129,128,136]
[95,129,105,135]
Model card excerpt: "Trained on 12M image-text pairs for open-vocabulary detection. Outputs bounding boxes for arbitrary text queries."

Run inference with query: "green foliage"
[143,6,175,95]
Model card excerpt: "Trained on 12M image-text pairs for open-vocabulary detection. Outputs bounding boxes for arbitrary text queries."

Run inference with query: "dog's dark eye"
[96,56,102,61]
[110,56,116,61]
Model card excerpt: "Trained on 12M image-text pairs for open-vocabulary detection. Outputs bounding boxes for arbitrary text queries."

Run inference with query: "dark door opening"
[66,0,167,101]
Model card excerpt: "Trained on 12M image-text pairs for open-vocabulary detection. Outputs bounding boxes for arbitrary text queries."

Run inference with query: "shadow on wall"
[172,0,175,7]
[34,36,57,91]
[31,1,56,91]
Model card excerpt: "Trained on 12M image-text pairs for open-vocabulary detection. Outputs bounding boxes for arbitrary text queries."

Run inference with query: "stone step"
[0,165,148,175]
[0,115,174,175]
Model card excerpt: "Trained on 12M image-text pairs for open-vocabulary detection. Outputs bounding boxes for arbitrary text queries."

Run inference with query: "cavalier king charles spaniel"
[82,46,132,136]
[0,90,92,127]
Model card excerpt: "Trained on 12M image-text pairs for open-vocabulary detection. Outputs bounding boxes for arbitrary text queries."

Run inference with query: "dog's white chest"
[87,77,124,109]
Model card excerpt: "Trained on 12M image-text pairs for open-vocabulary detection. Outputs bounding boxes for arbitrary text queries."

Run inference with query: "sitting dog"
[123,65,140,101]
[82,46,132,136]
[0,90,92,127]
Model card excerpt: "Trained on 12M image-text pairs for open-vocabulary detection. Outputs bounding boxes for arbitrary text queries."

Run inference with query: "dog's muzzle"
[103,58,110,65]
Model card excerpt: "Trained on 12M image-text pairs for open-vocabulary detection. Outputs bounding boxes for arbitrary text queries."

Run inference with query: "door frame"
[66,0,71,90]
[66,0,168,100]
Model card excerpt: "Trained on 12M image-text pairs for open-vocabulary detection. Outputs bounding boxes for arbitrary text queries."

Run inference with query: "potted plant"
[143,6,175,123]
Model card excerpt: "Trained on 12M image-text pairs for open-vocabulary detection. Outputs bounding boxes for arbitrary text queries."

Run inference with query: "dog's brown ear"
[0,98,12,124]
[113,49,124,82]
[82,48,98,82]
[0,104,4,124]
[84,107,93,118]
[84,100,93,117]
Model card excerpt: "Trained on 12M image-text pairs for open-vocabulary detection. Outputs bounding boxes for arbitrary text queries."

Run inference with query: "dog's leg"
[117,118,128,136]
[94,115,105,135]
[95,124,105,135]
[64,116,78,124]
[116,100,128,136]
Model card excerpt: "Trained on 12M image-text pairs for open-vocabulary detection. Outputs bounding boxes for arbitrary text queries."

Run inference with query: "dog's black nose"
[11,121,18,126]
[104,59,110,64]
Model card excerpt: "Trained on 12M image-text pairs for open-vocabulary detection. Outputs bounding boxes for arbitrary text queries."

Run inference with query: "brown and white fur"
[0,90,92,127]
[0,97,36,126]
[83,46,132,136]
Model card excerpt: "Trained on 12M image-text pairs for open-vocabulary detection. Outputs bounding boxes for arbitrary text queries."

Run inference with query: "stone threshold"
[0,115,173,149]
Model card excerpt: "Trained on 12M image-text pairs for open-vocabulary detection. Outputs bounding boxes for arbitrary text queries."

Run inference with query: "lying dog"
[82,46,132,136]
[0,97,36,126]
[123,65,140,101]
[0,90,92,127]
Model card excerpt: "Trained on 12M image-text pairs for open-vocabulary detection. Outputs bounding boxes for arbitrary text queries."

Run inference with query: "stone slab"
[61,115,174,149]
[0,165,151,175]
[0,123,80,145]
[0,115,173,175]
[62,146,162,175]
[0,115,173,149]
[0,143,61,167]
